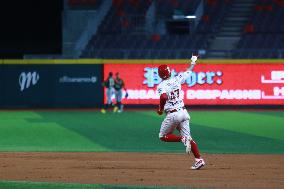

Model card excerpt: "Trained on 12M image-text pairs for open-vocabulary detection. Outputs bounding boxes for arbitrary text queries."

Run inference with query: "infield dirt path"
[0,152,283,189]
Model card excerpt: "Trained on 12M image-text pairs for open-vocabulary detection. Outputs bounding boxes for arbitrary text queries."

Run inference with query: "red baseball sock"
[190,140,201,159]
[160,134,182,142]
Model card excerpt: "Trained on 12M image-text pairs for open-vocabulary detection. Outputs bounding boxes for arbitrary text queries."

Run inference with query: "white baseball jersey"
[157,70,192,112]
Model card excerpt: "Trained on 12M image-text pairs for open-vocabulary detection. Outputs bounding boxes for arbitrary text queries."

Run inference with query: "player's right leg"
[180,120,205,169]
[101,88,113,113]
[179,120,192,154]
[179,110,205,170]
[172,110,192,153]
[179,120,201,157]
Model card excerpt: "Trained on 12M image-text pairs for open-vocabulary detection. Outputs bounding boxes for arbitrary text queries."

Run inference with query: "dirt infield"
[0,152,283,189]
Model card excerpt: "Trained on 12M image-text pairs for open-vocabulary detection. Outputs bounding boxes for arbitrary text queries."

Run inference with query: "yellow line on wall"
[102,59,284,64]
[1,59,284,64]
[2,59,103,64]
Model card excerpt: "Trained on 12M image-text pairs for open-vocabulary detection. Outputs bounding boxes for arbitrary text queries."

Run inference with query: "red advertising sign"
[104,63,284,105]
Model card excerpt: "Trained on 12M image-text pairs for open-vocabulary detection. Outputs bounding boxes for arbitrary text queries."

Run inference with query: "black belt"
[166,107,185,114]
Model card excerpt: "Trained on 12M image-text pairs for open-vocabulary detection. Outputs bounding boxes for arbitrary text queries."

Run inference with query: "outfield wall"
[0,59,283,108]
[0,63,103,108]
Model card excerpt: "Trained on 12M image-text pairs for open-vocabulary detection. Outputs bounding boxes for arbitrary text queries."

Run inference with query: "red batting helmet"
[158,65,171,80]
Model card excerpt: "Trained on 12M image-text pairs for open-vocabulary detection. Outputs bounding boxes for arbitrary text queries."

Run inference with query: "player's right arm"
[157,93,167,115]
[102,80,106,87]
[187,54,198,72]
[102,77,109,87]
[157,84,168,115]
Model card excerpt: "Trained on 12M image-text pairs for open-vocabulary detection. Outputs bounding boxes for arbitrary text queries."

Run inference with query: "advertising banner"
[53,65,103,107]
[1,64,103,108]
[2,65,53,107]
[104,63,284,105]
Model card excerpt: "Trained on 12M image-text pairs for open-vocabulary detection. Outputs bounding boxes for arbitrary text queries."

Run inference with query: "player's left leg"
[160,133,182,142]
[113,90,119,113]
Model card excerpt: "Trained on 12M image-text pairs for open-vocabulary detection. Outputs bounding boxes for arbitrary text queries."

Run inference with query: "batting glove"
[191,55,198,65]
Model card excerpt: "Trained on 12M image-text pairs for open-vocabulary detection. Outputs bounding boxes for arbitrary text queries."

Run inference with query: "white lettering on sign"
[261,70,284,83]
[143,67,223,87]
[125,89,263,100]
[186,89,261,100]
[127,89,159,99]
[273,86,284,96]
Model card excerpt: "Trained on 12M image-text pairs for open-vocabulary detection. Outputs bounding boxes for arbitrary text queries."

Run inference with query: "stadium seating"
[82,0,213,58]
[196,0,230,33]
[81,0,284,59]
[68,0,102,9]
[233,34,284,58]
[82,33,210,58]
[96,0,152,34]
[250,1,284,33]
[156,0,200,18]
[233,0,284,58]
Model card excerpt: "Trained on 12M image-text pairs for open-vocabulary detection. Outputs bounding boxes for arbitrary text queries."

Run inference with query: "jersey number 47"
[169,89,180,100]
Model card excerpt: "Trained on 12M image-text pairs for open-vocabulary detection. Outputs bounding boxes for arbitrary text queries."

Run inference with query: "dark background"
[0,0,63,58]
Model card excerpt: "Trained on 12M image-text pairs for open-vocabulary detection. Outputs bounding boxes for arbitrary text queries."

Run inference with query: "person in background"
[101,72,115,113]
[113,72,126,113]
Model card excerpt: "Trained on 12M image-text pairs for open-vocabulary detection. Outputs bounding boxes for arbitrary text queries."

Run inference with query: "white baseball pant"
[159,108,191,140]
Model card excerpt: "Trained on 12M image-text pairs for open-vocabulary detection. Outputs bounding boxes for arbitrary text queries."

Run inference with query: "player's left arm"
[122,80,126,91]
[121,79,129,98]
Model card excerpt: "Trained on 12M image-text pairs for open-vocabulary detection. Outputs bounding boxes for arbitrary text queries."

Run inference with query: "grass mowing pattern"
[0,110,283,153]
[0,111,108,152]
[0,181,206,189]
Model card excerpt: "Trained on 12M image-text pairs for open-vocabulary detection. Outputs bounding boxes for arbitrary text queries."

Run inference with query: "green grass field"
[0,110,283,188]
[0,181,200,189]
[0,110,283,153]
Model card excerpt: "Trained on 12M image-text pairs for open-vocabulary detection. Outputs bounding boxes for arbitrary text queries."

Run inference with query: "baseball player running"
[156,55,205,170]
